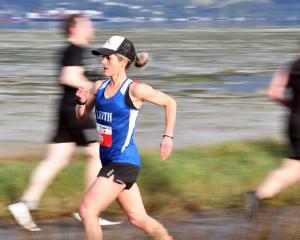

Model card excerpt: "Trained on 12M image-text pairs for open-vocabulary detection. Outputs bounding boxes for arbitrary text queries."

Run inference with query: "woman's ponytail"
[134,52,149,68]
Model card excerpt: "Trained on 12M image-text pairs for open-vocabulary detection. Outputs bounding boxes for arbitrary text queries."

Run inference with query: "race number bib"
[97,123,112,147]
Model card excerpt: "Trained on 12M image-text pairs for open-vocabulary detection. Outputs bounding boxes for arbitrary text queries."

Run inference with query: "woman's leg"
[117,184,173,240]
[83,142,102,190]
[80,176,125,240]
[257,158,300,199]
[21,142,76,204]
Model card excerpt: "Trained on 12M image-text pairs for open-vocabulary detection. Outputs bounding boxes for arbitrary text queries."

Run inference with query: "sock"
[21,199,39,210]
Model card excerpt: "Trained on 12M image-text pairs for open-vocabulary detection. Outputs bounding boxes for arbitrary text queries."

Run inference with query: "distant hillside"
[273,0,298,4]
[2,0,300,19]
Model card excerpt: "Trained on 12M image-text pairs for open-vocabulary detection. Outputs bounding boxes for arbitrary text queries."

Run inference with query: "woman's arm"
[75,80,102,119]
[131,83,177,160]
[267,69,291,108]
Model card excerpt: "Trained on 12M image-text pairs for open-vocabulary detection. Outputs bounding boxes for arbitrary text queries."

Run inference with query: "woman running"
[75,35,176,240]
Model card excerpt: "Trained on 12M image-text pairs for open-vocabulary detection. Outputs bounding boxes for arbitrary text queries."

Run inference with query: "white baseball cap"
[92,35,136,62]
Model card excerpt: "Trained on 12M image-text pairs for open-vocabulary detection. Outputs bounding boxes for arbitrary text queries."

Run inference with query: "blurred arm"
[267,69,291,108]
[60,66,93,89]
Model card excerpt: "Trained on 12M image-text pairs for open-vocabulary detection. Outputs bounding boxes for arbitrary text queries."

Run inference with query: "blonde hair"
[134,52,149,68]
[116,52,149,69]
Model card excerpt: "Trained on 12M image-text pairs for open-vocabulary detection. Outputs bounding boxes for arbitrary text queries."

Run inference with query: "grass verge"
[1,138,299,219]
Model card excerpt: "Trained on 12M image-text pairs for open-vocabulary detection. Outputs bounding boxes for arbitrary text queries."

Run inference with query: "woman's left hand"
[160,136,173,160]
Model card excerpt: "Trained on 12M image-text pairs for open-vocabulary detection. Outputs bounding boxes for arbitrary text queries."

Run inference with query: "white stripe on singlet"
[121,109,138,152]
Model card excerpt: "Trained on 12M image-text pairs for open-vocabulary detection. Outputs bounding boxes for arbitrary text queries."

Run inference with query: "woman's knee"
[79,200,100,222]
[128,213,149,228]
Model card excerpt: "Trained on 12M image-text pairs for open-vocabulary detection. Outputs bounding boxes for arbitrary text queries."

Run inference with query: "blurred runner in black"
[246,59,300,219]
[8,14,119,231]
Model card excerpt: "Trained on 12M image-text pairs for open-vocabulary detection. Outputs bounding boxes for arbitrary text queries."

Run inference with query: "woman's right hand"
[160,135,173,160]
[76,87,89,104]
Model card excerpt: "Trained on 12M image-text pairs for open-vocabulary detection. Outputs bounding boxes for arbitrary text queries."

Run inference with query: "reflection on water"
[1,28,299,155]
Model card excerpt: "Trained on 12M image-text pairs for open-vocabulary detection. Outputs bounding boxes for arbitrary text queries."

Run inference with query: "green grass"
[1,139,300,219]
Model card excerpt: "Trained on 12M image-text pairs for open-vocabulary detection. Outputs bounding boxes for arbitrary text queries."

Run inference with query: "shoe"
[245,191,261,220]
[8,202,42,231]
[73,212,123,226]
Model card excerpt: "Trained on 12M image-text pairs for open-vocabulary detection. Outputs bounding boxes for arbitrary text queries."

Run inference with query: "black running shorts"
[51,127,97,146]
[288,136,300,160]
[98,163,140,189]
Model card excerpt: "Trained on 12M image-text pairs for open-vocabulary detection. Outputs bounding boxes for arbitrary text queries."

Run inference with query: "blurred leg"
[21,142,76,204]
[80,176,125,240]
[83,142,101,190]
[117,184,173,240]
[257,158,300,199]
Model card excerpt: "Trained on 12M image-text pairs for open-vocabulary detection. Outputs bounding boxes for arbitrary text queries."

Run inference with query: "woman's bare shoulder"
[92,80,105,94]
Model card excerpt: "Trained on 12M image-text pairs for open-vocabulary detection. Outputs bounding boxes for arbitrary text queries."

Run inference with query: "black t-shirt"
[287,58,300,137]
[57,42,96,129]
[288,59,300,112]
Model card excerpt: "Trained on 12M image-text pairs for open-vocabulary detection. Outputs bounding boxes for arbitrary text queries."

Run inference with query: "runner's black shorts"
[288,136,300,160]
[98,163,140,190]
[51,127,97,146]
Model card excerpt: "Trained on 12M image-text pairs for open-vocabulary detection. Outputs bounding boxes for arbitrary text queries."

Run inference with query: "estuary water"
[1,28,299,155]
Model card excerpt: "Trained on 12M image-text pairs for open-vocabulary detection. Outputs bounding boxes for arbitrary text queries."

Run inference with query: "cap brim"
[92,48,116,56]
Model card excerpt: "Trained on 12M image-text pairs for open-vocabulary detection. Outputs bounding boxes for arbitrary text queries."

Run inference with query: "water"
[1,28,299,155]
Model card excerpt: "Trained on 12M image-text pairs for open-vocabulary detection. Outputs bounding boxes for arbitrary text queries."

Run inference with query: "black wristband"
[76,99,87,105]
[163,134,173,140]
